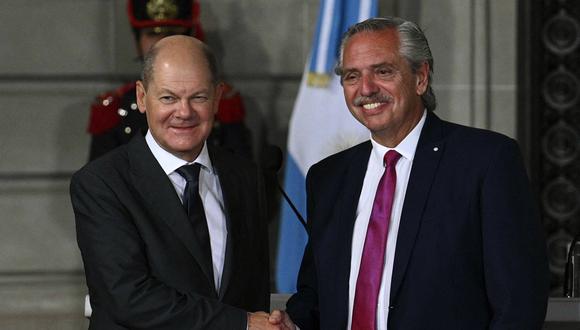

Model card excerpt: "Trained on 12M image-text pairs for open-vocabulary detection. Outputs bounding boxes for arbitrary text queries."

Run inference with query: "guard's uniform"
[87,0,252,161]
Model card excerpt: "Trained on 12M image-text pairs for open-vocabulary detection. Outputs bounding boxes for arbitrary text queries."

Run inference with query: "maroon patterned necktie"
[352,150,401,330]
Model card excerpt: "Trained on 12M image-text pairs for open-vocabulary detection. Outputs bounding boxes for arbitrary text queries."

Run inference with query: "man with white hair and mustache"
[270,16,549,330]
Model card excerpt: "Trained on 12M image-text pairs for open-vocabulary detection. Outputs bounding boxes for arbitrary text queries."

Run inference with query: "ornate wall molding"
[519,0,580,294]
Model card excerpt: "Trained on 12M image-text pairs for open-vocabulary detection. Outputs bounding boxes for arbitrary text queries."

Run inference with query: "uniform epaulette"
[87,82,137,135]
[217,83,245,124]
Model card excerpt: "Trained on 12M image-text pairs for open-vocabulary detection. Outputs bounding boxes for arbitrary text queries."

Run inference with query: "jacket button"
[388,305,395,310]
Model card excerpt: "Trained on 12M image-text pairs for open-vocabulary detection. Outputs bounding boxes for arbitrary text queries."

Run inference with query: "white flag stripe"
[288,72,368,176]
[359,0,373,22]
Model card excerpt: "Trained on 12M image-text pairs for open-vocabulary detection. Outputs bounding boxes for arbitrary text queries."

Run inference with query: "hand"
[247,311,282,330]
[268,310,296,330]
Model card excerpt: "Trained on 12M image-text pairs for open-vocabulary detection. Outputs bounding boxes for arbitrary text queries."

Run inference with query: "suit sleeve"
[70,169,247,330]
[481,139,550,329]
[255,164,272,312]
[285,167,320,330]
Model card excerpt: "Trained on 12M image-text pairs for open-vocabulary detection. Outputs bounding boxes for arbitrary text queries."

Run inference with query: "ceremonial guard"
[87,0,252,161]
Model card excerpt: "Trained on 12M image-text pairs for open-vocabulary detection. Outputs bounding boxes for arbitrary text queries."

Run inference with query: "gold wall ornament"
[146,0,179,21]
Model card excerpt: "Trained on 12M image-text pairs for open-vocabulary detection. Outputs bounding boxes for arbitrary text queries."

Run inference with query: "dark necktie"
[176,163,214,284]
[352,150,401,330]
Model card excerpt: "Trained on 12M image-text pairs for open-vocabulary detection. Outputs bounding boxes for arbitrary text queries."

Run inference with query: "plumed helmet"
[127,0,205,41]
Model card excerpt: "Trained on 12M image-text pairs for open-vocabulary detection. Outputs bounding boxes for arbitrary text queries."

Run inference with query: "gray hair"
[336,17,437,111]
[141,42,220,90]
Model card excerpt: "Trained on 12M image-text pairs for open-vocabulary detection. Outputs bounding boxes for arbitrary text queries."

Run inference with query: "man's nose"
[175,99,194,118]
[360,74,378,96]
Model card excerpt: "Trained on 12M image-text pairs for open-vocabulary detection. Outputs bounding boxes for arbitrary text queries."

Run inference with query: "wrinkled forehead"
[345,28,400,51]
[149,58,212,89]
[342,30,401,65]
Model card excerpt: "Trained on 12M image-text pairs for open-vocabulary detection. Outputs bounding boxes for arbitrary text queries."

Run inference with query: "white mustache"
[353,94,392,106]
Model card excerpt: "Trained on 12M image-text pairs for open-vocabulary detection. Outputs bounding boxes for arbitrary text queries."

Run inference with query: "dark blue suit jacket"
[286,112,549,329]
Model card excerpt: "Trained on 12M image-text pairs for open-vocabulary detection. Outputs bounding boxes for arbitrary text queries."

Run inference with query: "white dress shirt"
[347,110,426,330]
[145,131,227,292]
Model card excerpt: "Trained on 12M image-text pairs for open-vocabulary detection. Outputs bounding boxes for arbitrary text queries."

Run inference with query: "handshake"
[247,310,296,330]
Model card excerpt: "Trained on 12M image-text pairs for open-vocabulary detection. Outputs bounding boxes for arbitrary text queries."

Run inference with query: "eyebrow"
[158,88,177,95]
[157,87,211,96]
[370,62,395,70]
[344,61,393,71]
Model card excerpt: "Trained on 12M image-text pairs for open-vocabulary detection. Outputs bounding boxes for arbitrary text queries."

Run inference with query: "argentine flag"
[276,0,378,293]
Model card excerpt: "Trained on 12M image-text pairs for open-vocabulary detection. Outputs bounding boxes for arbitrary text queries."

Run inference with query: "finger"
[254,311,270,317]
[269,310,282,322]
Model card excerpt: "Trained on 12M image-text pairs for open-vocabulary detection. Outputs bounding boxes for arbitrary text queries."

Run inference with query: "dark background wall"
[518,0,580,296]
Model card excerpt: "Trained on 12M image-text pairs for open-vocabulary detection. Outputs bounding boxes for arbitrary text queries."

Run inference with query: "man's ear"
[415,62,429,96]
[136,81,147,114]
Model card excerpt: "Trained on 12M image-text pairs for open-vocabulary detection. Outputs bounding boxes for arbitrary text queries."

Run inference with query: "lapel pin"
[433,147,439,152]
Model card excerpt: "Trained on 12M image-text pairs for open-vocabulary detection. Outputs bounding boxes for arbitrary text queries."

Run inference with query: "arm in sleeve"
[255,165,272,312]
[285,167,320,330]
[481,139,550,329]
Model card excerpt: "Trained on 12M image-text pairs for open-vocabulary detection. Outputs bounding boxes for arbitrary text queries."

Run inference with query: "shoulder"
[439,119,518,156]
[72,143,131,186]
[432,118,525,180]
[441,118,513,142]
[305,141,371,192]
[210,145,257,172]
[209,146,263,196]
[309,141,371,176]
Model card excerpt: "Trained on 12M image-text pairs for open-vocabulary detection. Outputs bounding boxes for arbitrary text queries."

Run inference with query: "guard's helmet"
[127,0,205,41]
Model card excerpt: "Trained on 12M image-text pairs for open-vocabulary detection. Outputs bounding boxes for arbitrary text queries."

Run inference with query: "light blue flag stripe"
[343,0,378,33]
[343,0,360,31]
[275,155,308,293]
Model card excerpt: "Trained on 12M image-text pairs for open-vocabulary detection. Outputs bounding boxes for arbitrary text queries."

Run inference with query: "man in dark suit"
[71,35,275,329]
[270,17,549,329]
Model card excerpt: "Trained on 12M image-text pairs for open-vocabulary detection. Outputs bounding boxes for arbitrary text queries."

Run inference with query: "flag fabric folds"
[276,0,378,293]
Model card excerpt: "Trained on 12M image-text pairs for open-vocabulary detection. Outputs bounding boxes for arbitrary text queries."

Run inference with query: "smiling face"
[340,28,428,147]
[136,36,222,161]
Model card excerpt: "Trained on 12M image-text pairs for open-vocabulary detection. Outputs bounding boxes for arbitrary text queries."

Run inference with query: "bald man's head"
[135,34,224,161]
[141,35,220,90]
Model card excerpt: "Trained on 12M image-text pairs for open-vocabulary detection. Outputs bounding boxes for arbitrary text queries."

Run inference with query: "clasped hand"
[247,310,296,330]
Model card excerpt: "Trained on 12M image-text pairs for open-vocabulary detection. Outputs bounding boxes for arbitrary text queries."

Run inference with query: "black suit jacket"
[71,133,269,329]
[286,112,549,329]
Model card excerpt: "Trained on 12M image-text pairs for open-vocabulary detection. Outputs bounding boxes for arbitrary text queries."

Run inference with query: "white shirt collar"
[370,110,427,165]
[145,130,214,175]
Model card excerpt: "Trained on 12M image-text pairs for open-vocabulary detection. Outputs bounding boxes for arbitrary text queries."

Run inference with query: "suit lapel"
[334,142,372,320]
[208,147,240,300]
[390,112,445,303]
[127,134,216,291]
